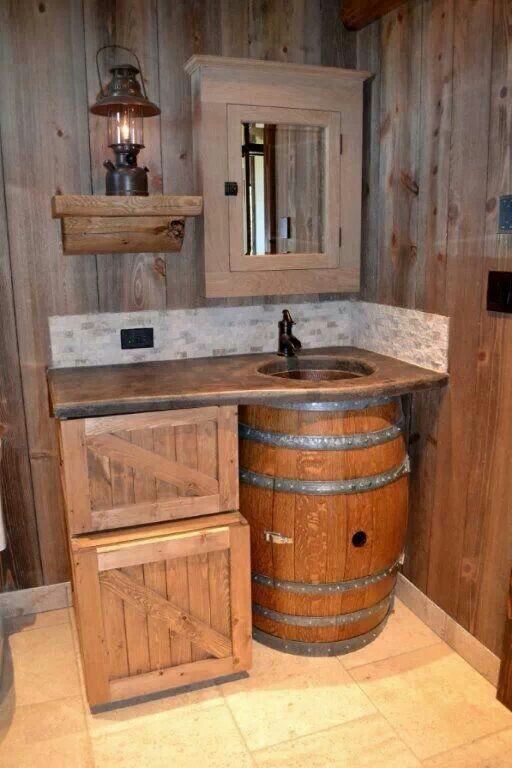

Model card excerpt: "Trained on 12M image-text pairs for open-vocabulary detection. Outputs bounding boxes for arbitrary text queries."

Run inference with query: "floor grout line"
[56,608,97,766]
[416,723,512,765]
[7,607,509,766]
[219,652,384,757]
[1,614,96,767]
[342,645,512,764]
[343,661,427,764]
[247,712,388,758]
[333,637,444,673]
[219,689,259,766]
[5,617,71,635]
[332,652,426,764]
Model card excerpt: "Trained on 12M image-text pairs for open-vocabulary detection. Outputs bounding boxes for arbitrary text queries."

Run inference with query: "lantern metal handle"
[95,44,149,100]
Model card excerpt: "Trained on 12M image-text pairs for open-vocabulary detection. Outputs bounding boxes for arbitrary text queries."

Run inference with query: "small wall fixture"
[90,45,160,196]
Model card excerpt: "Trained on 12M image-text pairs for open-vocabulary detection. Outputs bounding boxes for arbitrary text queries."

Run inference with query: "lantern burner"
[103,146,149,197]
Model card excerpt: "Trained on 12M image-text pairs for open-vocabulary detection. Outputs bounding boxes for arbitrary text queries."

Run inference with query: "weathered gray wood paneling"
[0,0,99,585]
[0,126,42,590]
[364,0,512,657]
[0,0,357,589]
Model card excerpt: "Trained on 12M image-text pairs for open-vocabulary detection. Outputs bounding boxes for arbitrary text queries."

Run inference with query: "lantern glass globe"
[108,105,143,147]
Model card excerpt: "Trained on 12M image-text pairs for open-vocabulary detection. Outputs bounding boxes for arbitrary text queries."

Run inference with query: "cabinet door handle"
[264,531,293,544]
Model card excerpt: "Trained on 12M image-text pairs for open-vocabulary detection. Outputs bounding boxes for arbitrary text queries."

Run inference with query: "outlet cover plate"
[487,271,512,313]
[120,327,154,350]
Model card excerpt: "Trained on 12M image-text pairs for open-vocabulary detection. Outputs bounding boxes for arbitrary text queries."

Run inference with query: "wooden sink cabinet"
[57,405,252,709]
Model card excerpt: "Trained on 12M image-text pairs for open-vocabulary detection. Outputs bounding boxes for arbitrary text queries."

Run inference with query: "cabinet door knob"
[264,530,293,544]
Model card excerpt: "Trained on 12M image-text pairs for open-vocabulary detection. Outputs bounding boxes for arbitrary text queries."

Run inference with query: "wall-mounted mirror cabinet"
[185,56,370,298]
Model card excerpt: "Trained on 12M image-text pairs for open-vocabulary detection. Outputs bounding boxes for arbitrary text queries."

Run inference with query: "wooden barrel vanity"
[48,347,446,706]
[239,396,409,655]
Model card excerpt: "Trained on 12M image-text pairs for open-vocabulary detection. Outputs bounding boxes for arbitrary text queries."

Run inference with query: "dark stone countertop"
[48,346,448,420]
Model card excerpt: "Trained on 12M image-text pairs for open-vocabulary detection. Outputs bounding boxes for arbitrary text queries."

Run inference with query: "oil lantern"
[90,45,160,196]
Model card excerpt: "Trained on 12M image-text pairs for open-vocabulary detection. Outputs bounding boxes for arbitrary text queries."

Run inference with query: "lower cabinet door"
[71,512,252,708]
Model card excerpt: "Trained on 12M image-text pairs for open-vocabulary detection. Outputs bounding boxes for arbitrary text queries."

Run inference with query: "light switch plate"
[498,195,512,233]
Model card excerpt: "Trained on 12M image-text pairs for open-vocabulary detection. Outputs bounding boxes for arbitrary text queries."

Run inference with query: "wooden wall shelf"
[51,194,203,255]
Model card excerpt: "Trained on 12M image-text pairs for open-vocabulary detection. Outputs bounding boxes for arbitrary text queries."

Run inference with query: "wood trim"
[109,656,237,702]
[339,75,364,282]
[72,549,110,707]
[396,574,500,686]
[59,420,92,534]
[204,266,360,297]
[84,407,220,437]
[498,571,512,707]
[341,0,406,31]
[51,195,203,218]
[100,568,232,658]
[90,494,221,531]
[217,406,239,511]
[0,581,71,617]
[228,520,252,671]
[184,55,370,82]
[60,216,186,255]
[71,511,243,550]
[87,433,219,496]
[97,527,230,571]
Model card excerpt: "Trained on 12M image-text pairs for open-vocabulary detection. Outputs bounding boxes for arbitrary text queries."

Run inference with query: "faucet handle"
[277,308,301,356]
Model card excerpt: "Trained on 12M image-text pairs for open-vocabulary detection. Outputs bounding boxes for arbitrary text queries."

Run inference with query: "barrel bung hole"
[352,530,367,548]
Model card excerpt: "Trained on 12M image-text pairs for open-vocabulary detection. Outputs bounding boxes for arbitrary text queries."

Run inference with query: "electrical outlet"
[487,271,512,313]
[120,327,154,350]
[498,195,512,233]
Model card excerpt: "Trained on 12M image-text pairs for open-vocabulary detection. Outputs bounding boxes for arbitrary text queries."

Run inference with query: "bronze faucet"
[277,309,302,357]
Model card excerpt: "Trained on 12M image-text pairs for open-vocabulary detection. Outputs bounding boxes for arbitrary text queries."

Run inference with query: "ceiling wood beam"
[341,0,407,31]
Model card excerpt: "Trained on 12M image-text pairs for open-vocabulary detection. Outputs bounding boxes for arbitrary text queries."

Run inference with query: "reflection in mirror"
[241,122,325,256]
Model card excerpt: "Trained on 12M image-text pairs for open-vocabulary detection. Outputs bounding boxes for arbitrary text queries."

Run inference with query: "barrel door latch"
[264,531,293,544]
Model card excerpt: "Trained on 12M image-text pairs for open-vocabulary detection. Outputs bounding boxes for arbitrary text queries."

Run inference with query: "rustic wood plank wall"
[360,0,512,656]
[2,0,509,662]
[0,0,98,588]
[0,120,43,590]
[0,0,357,591]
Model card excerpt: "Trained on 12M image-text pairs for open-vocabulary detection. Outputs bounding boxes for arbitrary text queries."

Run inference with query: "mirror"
[241,122,325,256]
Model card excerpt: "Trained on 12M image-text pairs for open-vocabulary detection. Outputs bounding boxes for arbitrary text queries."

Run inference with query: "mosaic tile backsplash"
[353,302,449,373]
[49,300,449,373]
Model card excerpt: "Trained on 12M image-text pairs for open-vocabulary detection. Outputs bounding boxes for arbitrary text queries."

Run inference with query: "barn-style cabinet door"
[59,406,238,535]
[71,512,251,708]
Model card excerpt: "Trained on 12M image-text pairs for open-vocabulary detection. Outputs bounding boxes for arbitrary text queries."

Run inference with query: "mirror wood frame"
[185,55,371,299]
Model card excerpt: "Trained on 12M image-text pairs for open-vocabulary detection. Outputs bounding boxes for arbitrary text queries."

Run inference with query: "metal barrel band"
[240,456,410,495]
[238,420,404,451]
[252,560,400,594]
[253,604,393,657]
[269,395,398,412]
[253,594,392,627]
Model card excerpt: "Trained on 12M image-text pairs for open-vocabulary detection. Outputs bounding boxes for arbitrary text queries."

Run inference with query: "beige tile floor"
[1,599,511,767]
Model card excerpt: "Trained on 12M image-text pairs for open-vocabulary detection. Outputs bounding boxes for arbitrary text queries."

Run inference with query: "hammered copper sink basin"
[257,356,375,382]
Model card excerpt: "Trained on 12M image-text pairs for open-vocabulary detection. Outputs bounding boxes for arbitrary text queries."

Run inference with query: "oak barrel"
[239,396,409,656]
